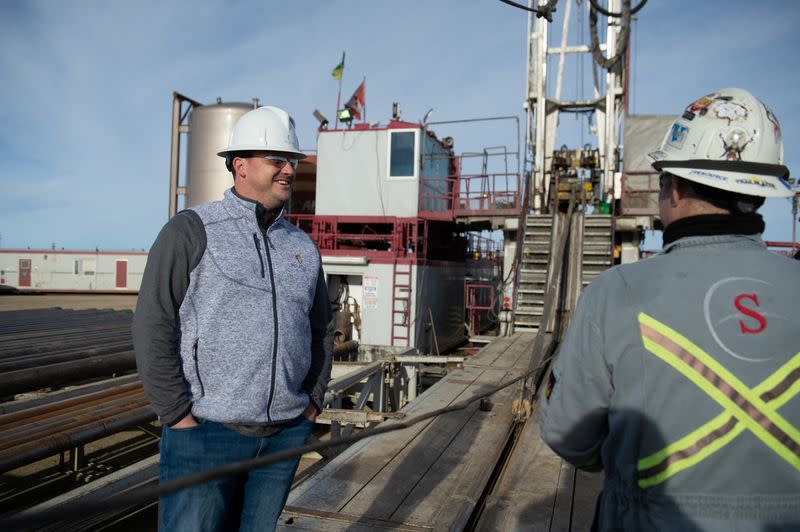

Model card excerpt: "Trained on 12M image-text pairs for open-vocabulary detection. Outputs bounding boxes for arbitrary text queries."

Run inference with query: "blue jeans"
[159,417,313,532]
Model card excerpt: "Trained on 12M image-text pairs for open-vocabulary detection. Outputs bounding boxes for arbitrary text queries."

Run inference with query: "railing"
[419,149,522,219]
[465,283,496,336]
[466,233,503,264]
[620,170,660,216]
[766,241,799,258]
[419,174,456,220]
[454,172,521,216]
[510,170,532,318]
[286,215,427,260]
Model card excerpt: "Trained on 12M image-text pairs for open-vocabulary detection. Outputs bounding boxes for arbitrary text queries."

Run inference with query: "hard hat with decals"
[648,88,792,198]
[217,106,306,159]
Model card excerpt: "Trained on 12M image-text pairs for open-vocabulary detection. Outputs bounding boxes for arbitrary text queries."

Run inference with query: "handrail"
[509,170,532,324]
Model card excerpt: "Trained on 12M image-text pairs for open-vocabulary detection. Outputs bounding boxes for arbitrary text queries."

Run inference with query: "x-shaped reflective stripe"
[636,313,800,488]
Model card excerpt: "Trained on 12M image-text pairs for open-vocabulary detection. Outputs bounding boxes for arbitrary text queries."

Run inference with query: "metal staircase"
[514,214,553,332]
[581,215,613,289]
[513,212,613,333]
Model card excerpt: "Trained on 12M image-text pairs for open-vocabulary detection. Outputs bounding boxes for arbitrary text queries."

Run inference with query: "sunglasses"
[249,154,298,170]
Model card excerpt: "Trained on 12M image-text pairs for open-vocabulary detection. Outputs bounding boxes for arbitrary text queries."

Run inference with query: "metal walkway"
[477,394,603,530]
[277,332,601,531]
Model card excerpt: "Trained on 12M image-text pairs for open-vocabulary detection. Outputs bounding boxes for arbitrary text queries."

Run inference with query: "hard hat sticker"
[714,100,748,124]
[718,128,752,161]
[734,177,776,190]
[682,95,714,121]
[667,123,689,149]
[688,169,727,182]
[765,106,781,142]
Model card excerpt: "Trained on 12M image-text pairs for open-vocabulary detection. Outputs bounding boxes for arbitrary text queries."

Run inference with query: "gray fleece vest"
[178,189,321,424]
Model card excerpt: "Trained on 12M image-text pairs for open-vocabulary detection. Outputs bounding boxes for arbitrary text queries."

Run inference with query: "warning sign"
[363,275,378,309]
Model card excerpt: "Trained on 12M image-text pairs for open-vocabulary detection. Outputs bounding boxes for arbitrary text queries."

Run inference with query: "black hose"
[589,0,632,70]
[497,0,559,22]
[589,0,647,17]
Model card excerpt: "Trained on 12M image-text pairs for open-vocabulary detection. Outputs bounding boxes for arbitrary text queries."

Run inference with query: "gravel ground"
[0,294,138,312]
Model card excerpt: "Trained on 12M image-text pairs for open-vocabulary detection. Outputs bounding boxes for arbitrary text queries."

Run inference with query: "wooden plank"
[549,461,576,532]
[286,365,486,512]
[339,367,512,522]
[278,506,431,531]
[490,332,537,369]
[570,470,603,531]
[468,335,516,366]
[476,402,564,531]
[515,332,553,371]
[397,379,518,529]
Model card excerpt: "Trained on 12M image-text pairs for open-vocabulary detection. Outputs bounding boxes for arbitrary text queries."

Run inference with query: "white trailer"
[0,249,146,292]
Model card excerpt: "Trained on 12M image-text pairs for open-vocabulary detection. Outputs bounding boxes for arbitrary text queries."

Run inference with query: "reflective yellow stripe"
[638,410,731,470]
[639,420,741,488]
[638,352,800,487]
[637,313,800,483]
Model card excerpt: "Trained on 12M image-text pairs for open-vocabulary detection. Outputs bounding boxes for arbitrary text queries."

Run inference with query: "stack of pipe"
[0,377,154,473]
[0,308,136,397]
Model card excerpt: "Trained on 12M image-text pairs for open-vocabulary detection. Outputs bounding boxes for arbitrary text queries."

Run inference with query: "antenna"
[422,108,433,126]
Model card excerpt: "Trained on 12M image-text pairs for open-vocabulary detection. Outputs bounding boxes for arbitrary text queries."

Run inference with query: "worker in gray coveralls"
[133,105,334,531]
[540,88,800,530]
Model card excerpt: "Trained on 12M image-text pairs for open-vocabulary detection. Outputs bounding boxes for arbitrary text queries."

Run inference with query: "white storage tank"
[185,100,252,207]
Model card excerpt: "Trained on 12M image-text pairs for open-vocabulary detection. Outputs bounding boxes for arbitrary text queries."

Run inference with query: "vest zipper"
[263,229,279,423]
[193,340,204,397]
[252,233,265,278]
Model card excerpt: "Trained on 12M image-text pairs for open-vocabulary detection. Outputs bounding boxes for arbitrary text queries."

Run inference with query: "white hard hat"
[648,88,792,198]
[217,105,306,159]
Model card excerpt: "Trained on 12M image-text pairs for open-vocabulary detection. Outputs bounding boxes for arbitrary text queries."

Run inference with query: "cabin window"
[74,260,80,275]
[82,258,96,275]
[389,131,415,178]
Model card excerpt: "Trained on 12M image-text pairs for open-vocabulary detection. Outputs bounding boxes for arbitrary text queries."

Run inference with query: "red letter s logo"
[734,293,767,335]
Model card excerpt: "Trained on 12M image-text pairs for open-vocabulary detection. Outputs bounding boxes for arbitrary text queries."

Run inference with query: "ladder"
[390,261,413,346]
[514,214,553,332]
[581,215,613,289]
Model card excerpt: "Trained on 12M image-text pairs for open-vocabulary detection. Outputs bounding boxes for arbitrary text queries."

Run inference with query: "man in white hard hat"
[134,106,334,531]
[539,88,800,530]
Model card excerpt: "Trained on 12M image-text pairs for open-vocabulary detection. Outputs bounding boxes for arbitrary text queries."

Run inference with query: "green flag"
[331,52,345,80]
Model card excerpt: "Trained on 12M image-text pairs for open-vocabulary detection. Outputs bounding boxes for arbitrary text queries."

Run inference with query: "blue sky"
[1,0,798,250]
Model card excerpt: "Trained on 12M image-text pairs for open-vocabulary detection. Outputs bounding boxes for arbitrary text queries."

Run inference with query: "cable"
[497,0,559,22]
[2,352,557,530]
[589,0,632,70]
[588,0,646,17]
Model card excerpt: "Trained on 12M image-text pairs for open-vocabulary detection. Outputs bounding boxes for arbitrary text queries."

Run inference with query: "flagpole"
[362,76,366,124]
[335,76,342,130]
[333,51,344,130]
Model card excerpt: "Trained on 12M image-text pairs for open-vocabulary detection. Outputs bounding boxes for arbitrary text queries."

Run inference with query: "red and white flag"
[345,80,365,120]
